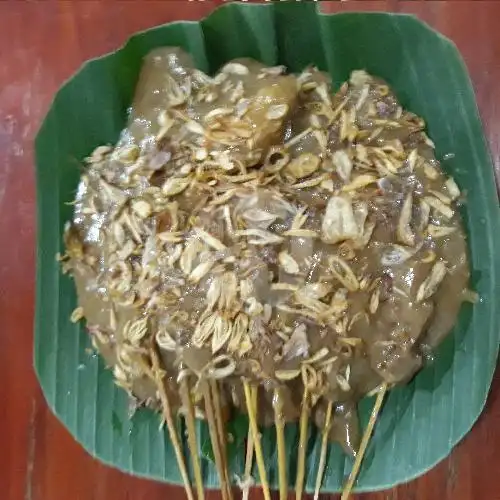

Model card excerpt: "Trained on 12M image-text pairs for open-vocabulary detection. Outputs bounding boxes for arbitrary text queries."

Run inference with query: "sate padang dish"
[60,48,471,500]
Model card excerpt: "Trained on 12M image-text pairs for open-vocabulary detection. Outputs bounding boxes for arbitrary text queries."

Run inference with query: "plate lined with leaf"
[35,1,500,495]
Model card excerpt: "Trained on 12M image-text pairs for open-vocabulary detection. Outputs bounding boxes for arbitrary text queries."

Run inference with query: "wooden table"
[1,1,499,499]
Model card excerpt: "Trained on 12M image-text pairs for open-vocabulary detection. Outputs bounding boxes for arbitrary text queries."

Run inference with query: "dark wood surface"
[0,1,499,499]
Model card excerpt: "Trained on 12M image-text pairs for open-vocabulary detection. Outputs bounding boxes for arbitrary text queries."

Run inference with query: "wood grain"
[0,1,498,500]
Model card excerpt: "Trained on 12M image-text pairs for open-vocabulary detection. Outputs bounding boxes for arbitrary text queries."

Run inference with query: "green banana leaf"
[34,2,500,493]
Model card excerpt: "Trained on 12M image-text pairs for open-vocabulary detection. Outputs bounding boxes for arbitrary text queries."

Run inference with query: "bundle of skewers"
[145,357,387,500]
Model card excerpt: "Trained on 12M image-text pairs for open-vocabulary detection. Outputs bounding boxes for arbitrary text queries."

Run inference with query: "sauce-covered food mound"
[61,48,471,500]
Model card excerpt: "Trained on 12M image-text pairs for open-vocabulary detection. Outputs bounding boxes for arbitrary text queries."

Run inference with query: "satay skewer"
[210,380,233,500]
[179,378,205,500]
[149,349,195,500]
[274,388,288,500]
[341,384,388,500]
[243,380,271,500]
[241,387,257,500]
[295,388,310,500]
[203,381,231,500]
[313,400,334,500]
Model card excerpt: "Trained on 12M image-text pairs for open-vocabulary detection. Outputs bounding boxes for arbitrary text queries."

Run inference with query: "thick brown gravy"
[62,47,470,456]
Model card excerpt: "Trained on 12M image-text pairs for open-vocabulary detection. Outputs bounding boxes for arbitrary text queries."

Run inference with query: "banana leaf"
[34,2,500,493]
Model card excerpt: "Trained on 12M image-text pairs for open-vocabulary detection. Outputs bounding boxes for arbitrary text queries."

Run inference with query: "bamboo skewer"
[274,388,288,500]
[313,401,334,500]
[211,380,227,462]
[149,350,195,500]
[203,382,230,500]
[341,384,388,500]
[210,380,233,500]
[243,381,271,500]
[180,378,205,500]
[242,387,257,500]
[295,388,310,500]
